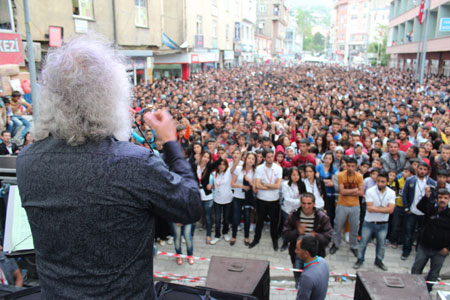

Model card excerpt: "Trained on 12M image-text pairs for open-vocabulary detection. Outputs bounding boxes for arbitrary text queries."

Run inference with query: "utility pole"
[23,0,38,118]
[419,0,430,84]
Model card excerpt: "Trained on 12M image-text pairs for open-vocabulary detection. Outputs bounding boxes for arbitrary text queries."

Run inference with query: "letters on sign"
[0,38,20,53]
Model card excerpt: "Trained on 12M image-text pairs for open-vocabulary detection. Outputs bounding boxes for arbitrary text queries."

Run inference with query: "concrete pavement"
[153,224,450,299]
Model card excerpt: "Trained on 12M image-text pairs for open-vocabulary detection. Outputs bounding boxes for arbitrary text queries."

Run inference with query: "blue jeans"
[293,256,304,288]
[171,223,193,256]
[214,202,231,238]
[202,200,213,237]
[11,115,30,139]
[402,213,424,256]
[389,206,405,244]
[412,245,448,291]
[232,197,251,239]
[357,221,388,263]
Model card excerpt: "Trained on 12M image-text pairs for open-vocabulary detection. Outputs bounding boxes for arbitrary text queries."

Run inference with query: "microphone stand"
[134,120,154,154]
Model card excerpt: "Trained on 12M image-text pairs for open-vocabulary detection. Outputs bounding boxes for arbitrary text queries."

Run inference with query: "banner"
[418,0,425,24]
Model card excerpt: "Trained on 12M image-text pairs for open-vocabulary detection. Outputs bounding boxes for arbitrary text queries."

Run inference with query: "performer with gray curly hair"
[16,34,201,299]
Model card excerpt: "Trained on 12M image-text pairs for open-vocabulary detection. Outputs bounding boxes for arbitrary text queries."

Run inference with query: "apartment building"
[333,0,390,63]
[386,0,450,75]
[258,0,289,56]
[1,0,161,84]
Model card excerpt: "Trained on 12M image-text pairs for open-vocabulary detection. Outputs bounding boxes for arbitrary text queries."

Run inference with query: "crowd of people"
[2,61,450,297]
[129,63,450,295]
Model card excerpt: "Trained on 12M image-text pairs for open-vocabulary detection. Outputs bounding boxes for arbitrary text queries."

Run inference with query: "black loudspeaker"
[205,256,270,300]
[354,271,430,300]
[0,286,40,300]
[154,281,258,300]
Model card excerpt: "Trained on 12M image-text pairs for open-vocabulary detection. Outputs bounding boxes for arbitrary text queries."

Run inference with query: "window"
[339,45,345,50]
[212,0,217,7]
[135,0,148,27]
[196,16,202,35]
[226,24,230,40]
[340,33,344,38]
[273,4,280,16]
[226,0,230,11]
[236,0,240,17]
[351,15,357,20]
[72,0,94,19]
[0,0,14,30]
[260,4,266,12]
[212,20,217,38]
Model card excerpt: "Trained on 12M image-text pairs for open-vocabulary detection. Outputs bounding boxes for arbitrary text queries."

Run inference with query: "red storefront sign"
[49,26,63,47]
[191,54,199,64]
[0,33,24,66]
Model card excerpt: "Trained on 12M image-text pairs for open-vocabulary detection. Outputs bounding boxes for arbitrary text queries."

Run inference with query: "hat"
[255,120,263,125]
[354,142,363,148]
[351,131,360,136]
[334,146,344,154]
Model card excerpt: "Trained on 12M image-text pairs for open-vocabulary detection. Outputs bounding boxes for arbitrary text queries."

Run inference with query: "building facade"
[386,0,450,75]
[1,0,160,84]
[258,0,289,57]
[332,0,390,64]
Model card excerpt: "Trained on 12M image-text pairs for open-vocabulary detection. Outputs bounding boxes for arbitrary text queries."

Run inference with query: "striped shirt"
[300,211,315,233]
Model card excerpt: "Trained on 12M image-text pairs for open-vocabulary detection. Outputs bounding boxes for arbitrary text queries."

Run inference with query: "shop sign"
[191,54,199,64]
[439,18,450,32]
[0,33,24,65]
[49,26,63,47]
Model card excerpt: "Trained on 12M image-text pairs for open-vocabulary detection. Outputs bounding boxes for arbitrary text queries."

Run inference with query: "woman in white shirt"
[281,167,306,250]
[210,159,234,245]
[231,152,257,246]
[303,164,327,210]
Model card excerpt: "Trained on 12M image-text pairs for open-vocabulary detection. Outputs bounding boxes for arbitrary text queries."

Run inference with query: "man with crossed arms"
[353,171,395,271]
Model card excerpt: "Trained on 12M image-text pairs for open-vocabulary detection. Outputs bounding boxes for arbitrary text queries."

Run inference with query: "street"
[154,224,450,299]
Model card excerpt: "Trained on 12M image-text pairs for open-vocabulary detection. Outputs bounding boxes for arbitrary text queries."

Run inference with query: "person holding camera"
[411,187,450,291]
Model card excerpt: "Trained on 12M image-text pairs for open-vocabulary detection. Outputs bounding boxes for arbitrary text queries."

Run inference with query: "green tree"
[312,32,325,51]
[368,25,389,66]
[296,8,313,37]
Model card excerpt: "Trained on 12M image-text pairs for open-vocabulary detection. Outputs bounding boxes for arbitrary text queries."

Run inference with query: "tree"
[368,25,389,66]
[313,32,325,51]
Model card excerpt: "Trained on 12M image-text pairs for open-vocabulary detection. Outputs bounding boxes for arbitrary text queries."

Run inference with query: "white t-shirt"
[303,178,325,209]
[365,185,396,222]
[255,163,283,201]
[212,169,233,204]
[232,166,255,199]
[410,177,427,216]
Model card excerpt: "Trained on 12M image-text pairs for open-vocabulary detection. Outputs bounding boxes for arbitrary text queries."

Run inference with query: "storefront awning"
[120,50,153,57]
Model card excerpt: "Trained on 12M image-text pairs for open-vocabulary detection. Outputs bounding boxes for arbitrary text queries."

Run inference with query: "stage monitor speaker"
[154,281,258,300]
[0,286,40,300]
[354,271,430,300]
[205,256,270,300]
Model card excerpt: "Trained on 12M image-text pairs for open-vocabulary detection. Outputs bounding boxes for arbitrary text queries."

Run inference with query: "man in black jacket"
[282,193,332,286]
[0,131,19,155]
[411,188,450,291]
[16,35,202,300]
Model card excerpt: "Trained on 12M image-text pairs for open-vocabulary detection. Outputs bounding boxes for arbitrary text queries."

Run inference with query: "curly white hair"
[33,33,132,146]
